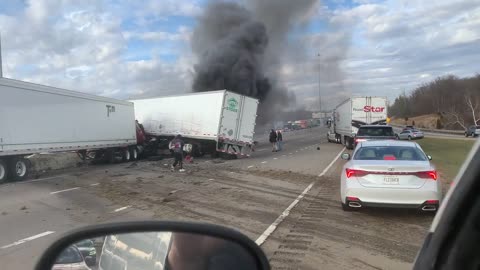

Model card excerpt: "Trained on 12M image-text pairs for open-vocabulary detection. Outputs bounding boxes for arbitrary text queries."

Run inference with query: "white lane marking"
[256,148,266,152]
[50,187,80,195]
[261,161,267,164]
[90,183,100,186]
[318,147,345,177]
[113,205,131,213]
[282,155,286,157]
[208,178,214,181]
[256,147,346,246]
[273,158,278,160]
[289,153,293,155]
[247,166,254,169]
[1,231,55,249]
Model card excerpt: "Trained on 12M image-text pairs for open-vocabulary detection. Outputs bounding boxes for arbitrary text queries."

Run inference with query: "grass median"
[417,137,476,184]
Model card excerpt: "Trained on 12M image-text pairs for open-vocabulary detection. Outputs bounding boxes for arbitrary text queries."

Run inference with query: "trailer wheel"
[122,148,131,162]
[8,157,31,182]
[0,159,8,183]
[129,147,138,161]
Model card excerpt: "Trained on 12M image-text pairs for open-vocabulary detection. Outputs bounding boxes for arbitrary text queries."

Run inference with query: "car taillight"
[355,138,366,143]
[346,169,368,178]
[416,171,437,180]
[425,199,439,205]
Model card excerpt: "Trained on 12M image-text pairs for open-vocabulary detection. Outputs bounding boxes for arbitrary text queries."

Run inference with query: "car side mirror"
[341,153,350,160]
[427,155,432,160]
[35,221,270,270]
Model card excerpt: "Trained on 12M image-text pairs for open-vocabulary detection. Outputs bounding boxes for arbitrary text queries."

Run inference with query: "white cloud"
[1,0,479,112]
[1,0,194,99]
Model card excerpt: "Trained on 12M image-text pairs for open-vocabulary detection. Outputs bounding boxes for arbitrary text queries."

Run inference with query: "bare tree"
[444,109,467,130]
[465,90,480,125]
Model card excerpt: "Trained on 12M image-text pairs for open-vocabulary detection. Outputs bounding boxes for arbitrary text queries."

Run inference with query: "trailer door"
[237,96,258,144]
[219,92,242,143]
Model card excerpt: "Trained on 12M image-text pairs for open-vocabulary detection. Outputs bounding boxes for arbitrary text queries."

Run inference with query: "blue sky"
[1,0,479,110]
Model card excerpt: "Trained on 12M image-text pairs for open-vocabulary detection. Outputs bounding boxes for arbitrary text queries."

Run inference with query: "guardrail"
[391,124,464,136]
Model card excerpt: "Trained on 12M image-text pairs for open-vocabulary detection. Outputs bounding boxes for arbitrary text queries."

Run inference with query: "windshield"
[357,127,395,136]
[55,247,84,264]
[354,146,428,161]
[75,239,93,248]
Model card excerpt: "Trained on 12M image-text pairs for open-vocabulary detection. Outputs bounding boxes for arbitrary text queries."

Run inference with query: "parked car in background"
[465,125,480,137]
[353,125,397,148]
[52,245,91,270]
[397,129,424,140]
[340,140,441,212]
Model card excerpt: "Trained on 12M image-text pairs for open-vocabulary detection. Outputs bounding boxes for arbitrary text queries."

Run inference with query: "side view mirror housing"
[341,153,351,160]
[427,155,432,160]
[35,221,270,270]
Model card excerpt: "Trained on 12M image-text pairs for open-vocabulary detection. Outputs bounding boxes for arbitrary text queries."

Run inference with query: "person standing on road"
[269,129,277,152]
[276,130,283,151]
[170,135,185,172]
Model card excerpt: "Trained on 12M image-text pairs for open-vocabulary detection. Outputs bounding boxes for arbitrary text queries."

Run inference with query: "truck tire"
[129,147,138,161]
[0,159,8,183]
[345,137,354,150]
[122,148,131,162]
[8,157,31,182]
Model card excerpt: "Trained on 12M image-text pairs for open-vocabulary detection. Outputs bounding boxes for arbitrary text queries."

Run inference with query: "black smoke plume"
[191,1,317,124]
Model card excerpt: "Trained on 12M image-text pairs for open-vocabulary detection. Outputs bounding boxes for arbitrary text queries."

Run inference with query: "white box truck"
[327,96,388,149]
[0,77,138,182]
[132,90,259,158]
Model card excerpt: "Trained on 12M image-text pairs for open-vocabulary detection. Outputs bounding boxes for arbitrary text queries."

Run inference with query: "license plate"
[383,177,399,185]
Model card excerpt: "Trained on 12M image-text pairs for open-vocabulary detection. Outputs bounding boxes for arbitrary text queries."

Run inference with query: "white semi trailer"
[327,96,388,149]
[0,77,138,182]
[132,90,259,158]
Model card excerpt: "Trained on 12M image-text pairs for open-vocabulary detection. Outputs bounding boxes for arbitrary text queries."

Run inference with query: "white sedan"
[340,140,441,212]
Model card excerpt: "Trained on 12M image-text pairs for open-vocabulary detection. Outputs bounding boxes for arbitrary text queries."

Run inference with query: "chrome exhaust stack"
[421,205,437,211]
[348,202,362,208]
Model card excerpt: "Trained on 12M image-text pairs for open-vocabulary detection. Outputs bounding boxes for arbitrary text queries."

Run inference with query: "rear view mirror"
[341,153,351,160]
[427,155,432,160]
[35,221,270,270]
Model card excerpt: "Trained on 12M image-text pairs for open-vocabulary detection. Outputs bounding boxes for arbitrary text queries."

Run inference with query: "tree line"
[389,74,480,130]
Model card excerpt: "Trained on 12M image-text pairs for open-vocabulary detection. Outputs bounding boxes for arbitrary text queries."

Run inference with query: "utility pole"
[0,32,3,77]
[317,53,322,113]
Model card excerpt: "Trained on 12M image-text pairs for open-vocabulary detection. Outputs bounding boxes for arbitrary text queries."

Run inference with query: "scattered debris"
[20,206,27,210]
[126,162,138,168]
[158,175,164,178]
[168,189,181,195]
[1,211,7,215]
[162,197,175,203]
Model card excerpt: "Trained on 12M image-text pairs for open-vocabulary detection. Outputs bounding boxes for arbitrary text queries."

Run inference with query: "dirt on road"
[63,156,434,270]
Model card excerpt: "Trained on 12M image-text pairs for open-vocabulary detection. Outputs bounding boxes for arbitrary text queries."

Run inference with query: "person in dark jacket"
[170,135,185,172]
[276,130,283,151]
[269,129,277,152]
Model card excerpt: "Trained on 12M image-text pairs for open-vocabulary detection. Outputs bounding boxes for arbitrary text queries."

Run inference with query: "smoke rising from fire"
[191,0,318,124]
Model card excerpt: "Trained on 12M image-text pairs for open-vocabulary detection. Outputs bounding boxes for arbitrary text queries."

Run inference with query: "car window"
[354,146,428,161]
[357,127,395,136]
[55,246,84,264]
[75,239,93,247]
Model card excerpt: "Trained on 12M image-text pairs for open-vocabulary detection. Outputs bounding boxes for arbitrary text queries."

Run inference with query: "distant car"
[354,125,397,148]
[340,140,441,212]
[402,125,415,132]
[397,129,424,140]
[75,239,97,266]
[465,125,480,137]
[53,245,91,270]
